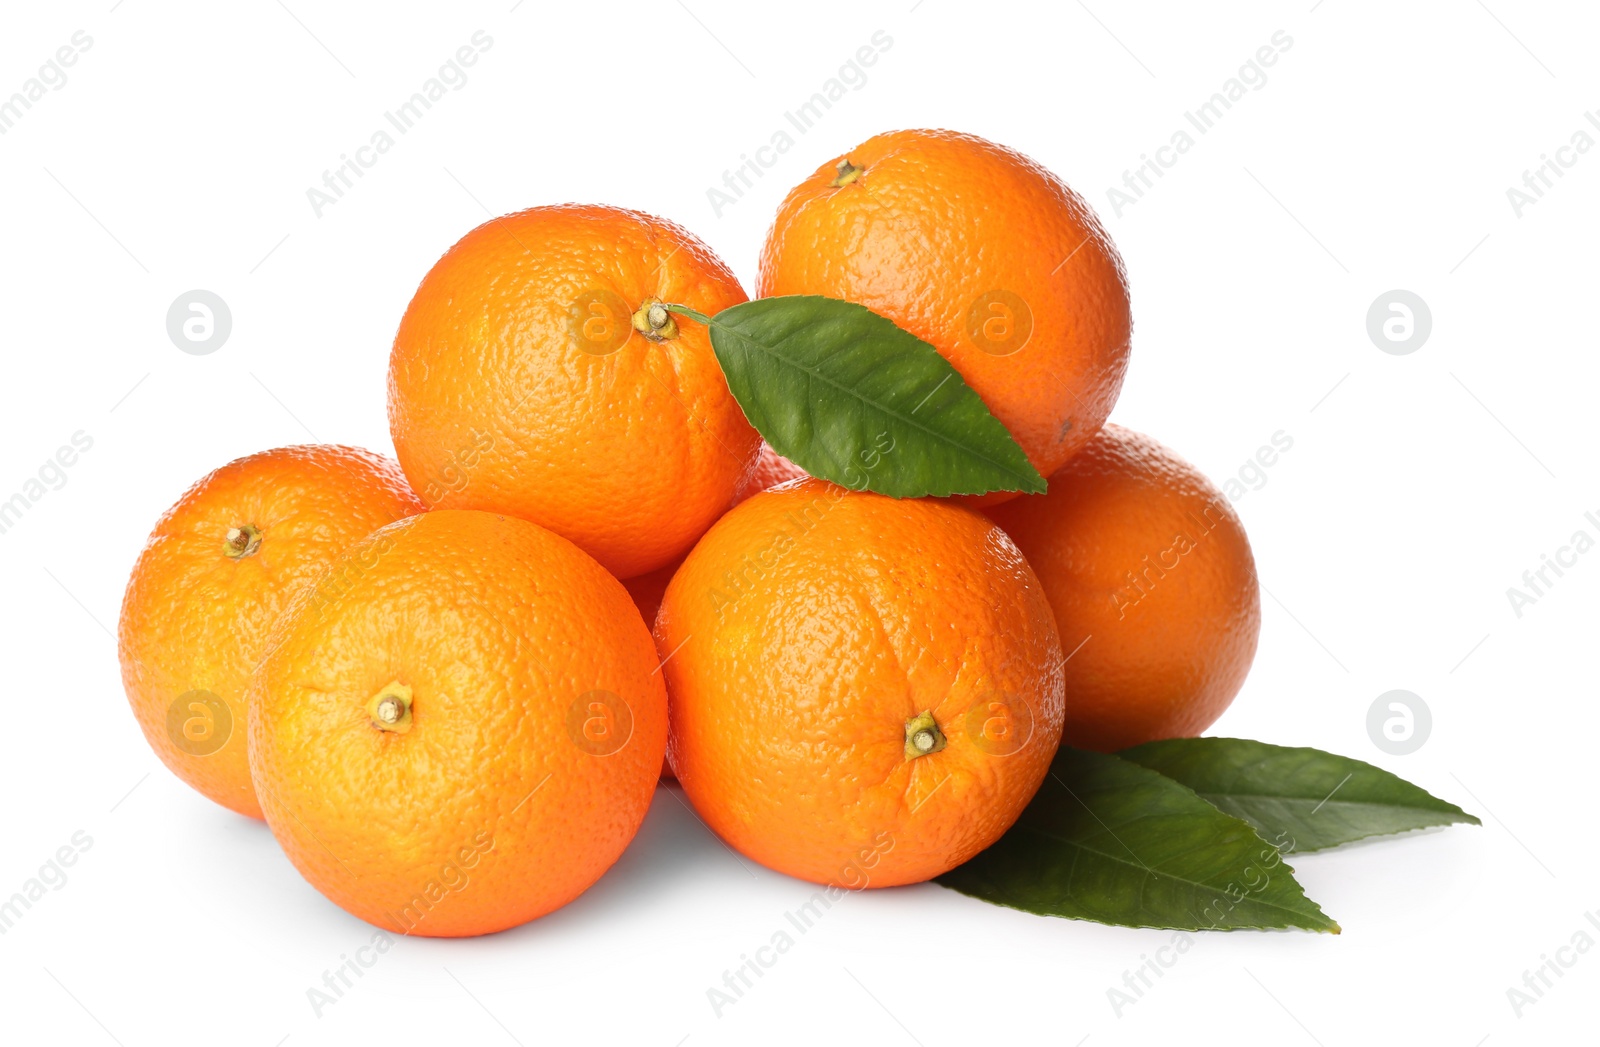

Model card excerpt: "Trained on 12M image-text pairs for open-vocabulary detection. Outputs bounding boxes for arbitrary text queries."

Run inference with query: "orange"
[757,129,1131,502]
[657,479,1064,887]
[389,203,759,579]
[117,445,422,819]
[985,424,1261,752]
[247,509,666,937]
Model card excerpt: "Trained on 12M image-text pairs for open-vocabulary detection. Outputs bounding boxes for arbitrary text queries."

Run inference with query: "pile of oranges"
[119,129,1261,936]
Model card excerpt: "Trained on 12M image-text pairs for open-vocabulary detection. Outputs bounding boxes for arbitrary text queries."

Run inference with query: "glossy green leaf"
[937,747,1339,932]
[669,296,1045,498]
[1119,737,1481,852]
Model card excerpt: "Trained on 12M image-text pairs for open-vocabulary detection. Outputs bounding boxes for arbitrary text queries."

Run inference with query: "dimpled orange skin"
[657,480,1065,888]
[985,424,1261,753]
[624,443,807,782]
[248,510,666,937]
[388,204,760,579]
[117,445,423,819]
[757,129,1132,505]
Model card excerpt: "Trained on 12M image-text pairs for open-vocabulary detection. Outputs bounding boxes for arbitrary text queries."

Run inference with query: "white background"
[2,1,1595,1043]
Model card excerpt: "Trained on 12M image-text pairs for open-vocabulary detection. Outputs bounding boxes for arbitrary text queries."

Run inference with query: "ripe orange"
[117,445,422,819]
[657,480,1064,887]
[389,203,760,579]
[757,129,1131,503]
[248,509,666,936]
[623,442,806,782]
[985,424,1261,752]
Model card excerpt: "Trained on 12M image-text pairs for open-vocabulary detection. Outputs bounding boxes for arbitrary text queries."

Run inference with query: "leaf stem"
[663,303,715,327]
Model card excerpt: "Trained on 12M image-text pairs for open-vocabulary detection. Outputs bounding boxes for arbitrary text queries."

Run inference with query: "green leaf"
[1119,737,1481,853]
[669,296,1045,498]
[936,747,1339,933]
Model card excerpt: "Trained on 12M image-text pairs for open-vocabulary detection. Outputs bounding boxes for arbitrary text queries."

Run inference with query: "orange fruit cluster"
[118,128,1260,936]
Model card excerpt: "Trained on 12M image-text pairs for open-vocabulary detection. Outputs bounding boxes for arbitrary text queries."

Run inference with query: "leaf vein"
[711,319,1038,486]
